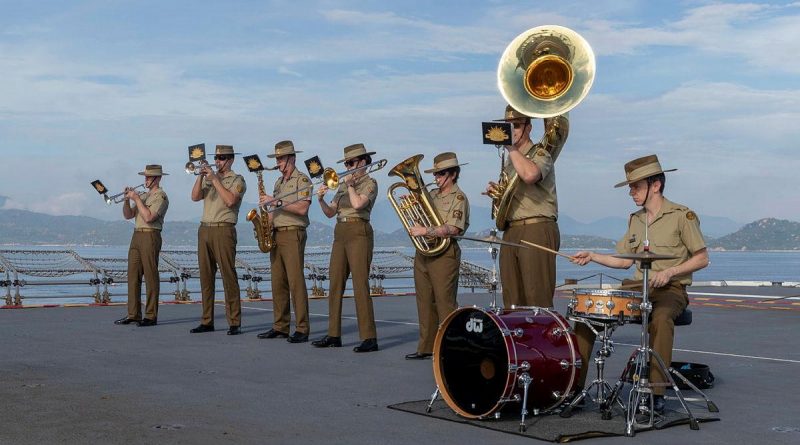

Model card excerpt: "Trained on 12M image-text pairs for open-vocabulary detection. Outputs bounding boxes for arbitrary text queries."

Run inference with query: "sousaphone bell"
[497,25,595,118]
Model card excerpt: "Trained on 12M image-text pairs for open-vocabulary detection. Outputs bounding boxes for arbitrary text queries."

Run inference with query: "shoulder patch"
[302,176,309,183]
[456,193,464,201]
[452,209,463,221]
[686,211,697,221]
[236,184,244,194]
[535,148,547,157]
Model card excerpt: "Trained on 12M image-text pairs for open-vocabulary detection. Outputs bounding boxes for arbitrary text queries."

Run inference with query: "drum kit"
[426,237,716,436]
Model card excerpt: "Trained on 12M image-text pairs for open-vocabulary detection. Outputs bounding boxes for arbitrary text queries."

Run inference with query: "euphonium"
[246,170,274,253]
[387,155,450,257]
[491,25,595,230]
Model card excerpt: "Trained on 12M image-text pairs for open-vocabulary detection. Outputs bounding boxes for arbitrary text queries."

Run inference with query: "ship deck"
[1,286,799,444]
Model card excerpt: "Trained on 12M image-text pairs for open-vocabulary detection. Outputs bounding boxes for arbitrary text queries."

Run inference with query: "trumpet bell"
[498,25,595,118]
[322,168,339,189]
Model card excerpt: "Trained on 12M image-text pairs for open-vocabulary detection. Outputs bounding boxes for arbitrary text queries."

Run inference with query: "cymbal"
[453,234,527,248]
[613,251,679,262]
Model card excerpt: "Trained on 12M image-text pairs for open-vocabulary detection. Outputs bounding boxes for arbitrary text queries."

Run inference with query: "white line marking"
[234,304,800,364]
[689,291,799,300]
[614,342,800,364]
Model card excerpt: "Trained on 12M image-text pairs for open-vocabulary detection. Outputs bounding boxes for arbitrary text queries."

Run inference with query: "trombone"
[185,160,216,175]
[104,184,145,205]
[265,159,388,212]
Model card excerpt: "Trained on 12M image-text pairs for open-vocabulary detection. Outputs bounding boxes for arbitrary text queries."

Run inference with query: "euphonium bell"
[498,25,595,118]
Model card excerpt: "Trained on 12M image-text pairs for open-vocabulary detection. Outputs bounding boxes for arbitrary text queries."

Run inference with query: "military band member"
[190,145,247,335]
[405,152,469,360]
[485,104,568,308]
[312,143,379,352]
[114,164,169,326]
[571,154,709,413]
[256,140,312,343]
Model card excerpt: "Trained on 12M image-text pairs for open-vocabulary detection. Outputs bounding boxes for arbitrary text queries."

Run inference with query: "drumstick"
[520,240,577,261]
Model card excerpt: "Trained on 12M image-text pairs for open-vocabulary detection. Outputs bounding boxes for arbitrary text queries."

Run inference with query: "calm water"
[2,245,798,305]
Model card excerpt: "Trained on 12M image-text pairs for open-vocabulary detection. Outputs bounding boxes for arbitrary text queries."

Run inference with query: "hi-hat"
[453,234,527,249]
[613,252,679,262]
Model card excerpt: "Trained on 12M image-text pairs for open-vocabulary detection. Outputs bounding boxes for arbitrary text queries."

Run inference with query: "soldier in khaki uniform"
[571,154,709,413]
[405,152,470,360]
[190,145,247,335]
[485,104,568,308]
[256,140,312,343]
[312,143,380,353]
[114,165,169,327]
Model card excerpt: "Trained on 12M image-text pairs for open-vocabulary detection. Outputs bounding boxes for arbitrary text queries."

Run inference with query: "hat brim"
[423,162,469,174]
[613,168,677,188]
[337,151,377,163]
[266,150,303,158]
[492,116,534,122]
[139,172,168,176]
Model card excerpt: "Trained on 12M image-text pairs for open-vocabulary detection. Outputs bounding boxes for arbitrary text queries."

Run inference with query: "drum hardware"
[453,229,521,308]
[502,328,525,338]
[560,316,626,419]
[600,251,703,436]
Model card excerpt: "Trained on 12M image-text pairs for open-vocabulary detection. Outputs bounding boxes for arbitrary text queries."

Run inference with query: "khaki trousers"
[574,280,688,395]
[500,220,560,308]
[326,221,377,340]
[413,242,460,354]
[197,225,242,327]
[127,231,162,320]
[270,229,310,334]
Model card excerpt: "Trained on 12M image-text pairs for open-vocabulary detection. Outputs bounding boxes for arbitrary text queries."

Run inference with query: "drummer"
[570,154,708,414]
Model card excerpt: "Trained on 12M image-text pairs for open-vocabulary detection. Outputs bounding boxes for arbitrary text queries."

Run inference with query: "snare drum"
[568,289,642,323]
[433,306,580,419]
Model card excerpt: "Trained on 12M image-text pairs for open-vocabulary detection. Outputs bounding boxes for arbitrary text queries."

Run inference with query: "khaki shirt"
[334,175,378,220]
[133,189,169,230]
[616,198,706,285]
[505,114,568,221]
[200,170,247,224]
[272,167,311,228]
[431,183,469,233]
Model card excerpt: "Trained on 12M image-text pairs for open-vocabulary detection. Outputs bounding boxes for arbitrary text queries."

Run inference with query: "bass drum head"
[433,307,509,418]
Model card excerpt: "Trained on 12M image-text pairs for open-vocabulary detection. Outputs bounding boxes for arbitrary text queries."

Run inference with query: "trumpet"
[104,184,145,205]
[267,159,388,212]
[185,160,216,175]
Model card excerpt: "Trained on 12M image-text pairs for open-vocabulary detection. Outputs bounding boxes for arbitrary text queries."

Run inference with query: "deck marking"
[614,342,800,364]
[689,291,799,300]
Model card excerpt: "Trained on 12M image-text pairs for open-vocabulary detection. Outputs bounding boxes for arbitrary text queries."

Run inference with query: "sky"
[1,0,799,225]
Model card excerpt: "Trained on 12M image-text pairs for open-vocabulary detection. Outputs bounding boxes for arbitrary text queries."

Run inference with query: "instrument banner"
[482,122,512,146]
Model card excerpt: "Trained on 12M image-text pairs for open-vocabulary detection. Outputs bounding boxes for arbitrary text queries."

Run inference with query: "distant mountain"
[708,218,800,251]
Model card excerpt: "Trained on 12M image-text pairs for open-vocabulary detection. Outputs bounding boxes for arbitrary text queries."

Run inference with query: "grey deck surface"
[1,289,799,444]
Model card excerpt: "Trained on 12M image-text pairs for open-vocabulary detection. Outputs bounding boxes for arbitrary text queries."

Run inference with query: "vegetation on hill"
[708,218,800,251]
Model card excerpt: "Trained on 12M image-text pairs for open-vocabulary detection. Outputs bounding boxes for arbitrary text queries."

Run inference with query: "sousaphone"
[490,26,595,229]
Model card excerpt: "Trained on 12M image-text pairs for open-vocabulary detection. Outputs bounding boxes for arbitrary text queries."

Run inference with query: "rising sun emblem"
[308,161,321,175]
[485,126,510,143]
[247,158,262,170]
[190,147,205,159]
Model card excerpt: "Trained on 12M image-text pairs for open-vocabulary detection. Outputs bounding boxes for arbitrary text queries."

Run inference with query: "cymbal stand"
[560,317,625,418]
[487,229,501,308]
[602,257,700,436]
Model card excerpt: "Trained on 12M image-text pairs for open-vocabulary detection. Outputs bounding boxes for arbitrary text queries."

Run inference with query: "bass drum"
[433,307,580,419]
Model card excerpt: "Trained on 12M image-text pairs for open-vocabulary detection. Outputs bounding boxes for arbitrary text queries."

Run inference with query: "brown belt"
[274,226,306,232]
[134,228,161,233]
[508,216,555,227]
[200,222,234,227]
[337,217,367,223]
